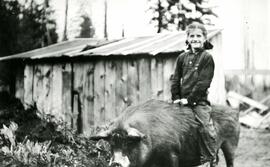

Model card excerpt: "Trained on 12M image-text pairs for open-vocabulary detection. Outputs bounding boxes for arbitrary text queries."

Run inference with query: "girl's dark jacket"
[170,49,215,106]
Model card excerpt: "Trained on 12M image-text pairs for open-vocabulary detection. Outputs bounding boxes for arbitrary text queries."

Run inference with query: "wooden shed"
[0,30,225,134]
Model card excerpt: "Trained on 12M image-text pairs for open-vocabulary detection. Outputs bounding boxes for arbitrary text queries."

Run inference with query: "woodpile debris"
[227,91,270,129]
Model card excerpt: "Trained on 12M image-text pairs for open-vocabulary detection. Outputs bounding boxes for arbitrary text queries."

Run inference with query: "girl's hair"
[186,22,207,38]
[185,22,213,50]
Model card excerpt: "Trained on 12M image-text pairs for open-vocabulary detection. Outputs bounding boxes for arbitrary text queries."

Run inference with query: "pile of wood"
[227,91,270,129]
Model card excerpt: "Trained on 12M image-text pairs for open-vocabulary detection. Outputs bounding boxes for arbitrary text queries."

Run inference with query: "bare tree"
[104,0,108,39]
[148,0,217,32]
[63,0,69,41]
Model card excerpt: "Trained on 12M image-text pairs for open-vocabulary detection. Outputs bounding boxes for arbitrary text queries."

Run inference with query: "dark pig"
[91,99,240,167]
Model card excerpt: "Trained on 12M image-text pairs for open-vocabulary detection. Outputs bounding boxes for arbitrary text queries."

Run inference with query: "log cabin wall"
[22,62,72,123]
[17,56,176,133]
[71,56,176,133]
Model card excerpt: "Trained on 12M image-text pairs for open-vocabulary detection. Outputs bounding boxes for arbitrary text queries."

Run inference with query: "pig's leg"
[221,141,236,167]
[170,152,179,167]
[210,150,219,167]
[142,150,178,167]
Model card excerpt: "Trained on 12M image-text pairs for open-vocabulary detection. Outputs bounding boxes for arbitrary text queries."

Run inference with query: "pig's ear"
[127,127,146,140]
[89,129,111,140]
[90,121,116,140]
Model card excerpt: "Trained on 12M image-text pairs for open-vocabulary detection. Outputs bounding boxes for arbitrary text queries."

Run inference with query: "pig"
[91,99,240,167]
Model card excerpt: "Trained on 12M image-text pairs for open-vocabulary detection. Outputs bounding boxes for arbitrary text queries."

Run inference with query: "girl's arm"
[171,54,184,101]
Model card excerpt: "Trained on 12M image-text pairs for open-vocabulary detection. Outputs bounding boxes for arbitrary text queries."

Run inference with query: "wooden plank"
[73,93,80,132]
[51,64,64,120]
[105,60,116,122]
[243,95,270,115]
[122,60,128,110]
[115,60,128,116]
[138,58,151,102]
[227,91,268,111]
[94,61,106,126]
[62,63,72,126]
[156,58,164,100]
[150,58,158,99]
[258,112,270,128]
[127,59,139,106]
[73,62,97,133]
[33,65,44,112]
[83,62,95,134]
[24,65,34,108]
[42,64,53,115]
[258,112,270,129]
[73,62,86,132]
[163,57,175,102]
[239,111,263,128]
[32,64,53,115]
[151,57,165,100]
[15,65,25,102]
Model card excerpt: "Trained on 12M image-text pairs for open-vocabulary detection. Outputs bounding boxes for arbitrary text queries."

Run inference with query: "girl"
[171,22,216,164]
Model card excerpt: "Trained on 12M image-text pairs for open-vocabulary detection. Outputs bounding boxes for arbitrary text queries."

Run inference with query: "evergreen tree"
[0,0,21,56]
[0,0,58,93]
[78,15,95,38]
[148,0,217,32]
[0,0,58,57]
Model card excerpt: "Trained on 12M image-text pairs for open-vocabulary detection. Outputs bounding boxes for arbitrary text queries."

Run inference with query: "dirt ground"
[218,126,270,167]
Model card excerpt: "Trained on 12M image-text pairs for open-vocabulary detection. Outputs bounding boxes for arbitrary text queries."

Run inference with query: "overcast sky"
[51,0,158,40]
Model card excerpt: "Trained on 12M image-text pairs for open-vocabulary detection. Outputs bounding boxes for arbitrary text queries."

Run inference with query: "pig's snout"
[110,162,123,167]
[109,150,130,167]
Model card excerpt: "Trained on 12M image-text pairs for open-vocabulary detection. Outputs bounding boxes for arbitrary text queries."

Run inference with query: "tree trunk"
[104,0,108,39]
[63,0,69,41]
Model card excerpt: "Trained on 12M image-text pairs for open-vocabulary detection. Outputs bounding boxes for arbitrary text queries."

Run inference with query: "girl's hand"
[173,99,188,105]
[179,98,188,105]
[173,99,181,104]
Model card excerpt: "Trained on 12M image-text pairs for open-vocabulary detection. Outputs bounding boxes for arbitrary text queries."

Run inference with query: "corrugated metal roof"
[70,29,221,57]
[0,38,111,61]
[0,29,221,61]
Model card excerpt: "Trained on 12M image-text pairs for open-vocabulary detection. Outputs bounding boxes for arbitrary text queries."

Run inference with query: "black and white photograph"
[0,0,269,167]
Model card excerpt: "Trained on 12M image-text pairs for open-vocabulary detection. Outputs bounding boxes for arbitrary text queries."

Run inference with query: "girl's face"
[187,28,206,51]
